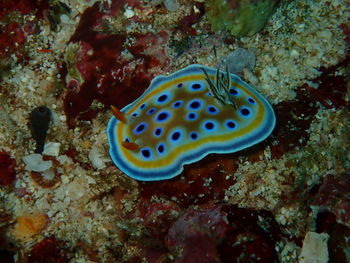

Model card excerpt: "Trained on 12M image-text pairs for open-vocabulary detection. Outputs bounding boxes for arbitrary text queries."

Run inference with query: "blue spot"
[205,121,215,130]
[190,132,198,140]
[133,122,147,134]
[141,148,152,159]
[132,112,138,117]
[240,107,251,117]
[157,94,168,103]
[207,105,218,114]
[154,127,162,137]
[229,88,239,96]
[147,108,156,115]
[157,144,165,154]
[191,83,202,90]
[156,111,170,122]
[171,131,181,141]
[248,97,255,104]
[177,83,183,88]
[188,100,202,110]
[225,120,236,129]
[187,112,197,121]
[173,100,183,108]
[206,92,212,97]
[125,137,130,142]
[140,103,146,110]
[190,101,200,109]
[201,120,218,132]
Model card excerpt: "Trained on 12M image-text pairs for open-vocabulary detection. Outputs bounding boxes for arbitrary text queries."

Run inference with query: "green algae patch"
[206,0,280,37]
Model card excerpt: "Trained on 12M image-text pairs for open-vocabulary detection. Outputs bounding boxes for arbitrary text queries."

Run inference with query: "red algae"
[26,237,70,263]
[176,2,205,35]
[271,88,318,159]
[0,150,16,186]
[166,204,280,263]
[133,199,180,262]
[218,205,280,263]
[63,147,93,171]
[139,154,237,208]
[316,211,350,262]
[76,241,100,262]
[138,198,180,239]
[327,222,350,262]
[340,22,350,47]
[0,22,27,59]
[0,0,49,19]
[270,56,350,159]
[141,247,168,263]
[0,0,49,60]
[305,55,350,110]
[312,174,350,228]
[0,3,45,63]
[63,2,170,128]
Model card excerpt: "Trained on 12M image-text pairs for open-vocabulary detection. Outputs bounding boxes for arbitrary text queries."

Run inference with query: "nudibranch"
[107,64,275,181]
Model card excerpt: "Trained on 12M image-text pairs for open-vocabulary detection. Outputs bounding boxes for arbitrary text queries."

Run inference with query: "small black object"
[29,106,51,153]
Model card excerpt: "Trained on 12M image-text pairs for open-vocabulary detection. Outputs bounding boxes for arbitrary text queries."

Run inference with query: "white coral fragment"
[43,142,61,156]
[299,232,329,263]
[164,0,180,11]
[22,153,52,172]
[89,144,108,169]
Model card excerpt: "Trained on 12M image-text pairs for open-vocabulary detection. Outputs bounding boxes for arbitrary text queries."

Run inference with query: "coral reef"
[0,0,349,262]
